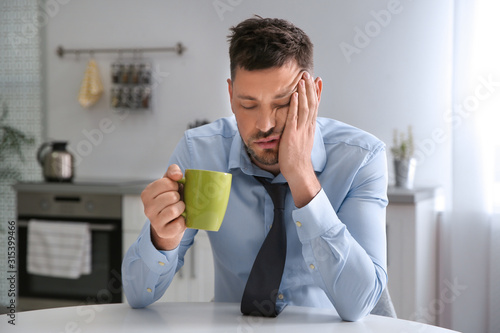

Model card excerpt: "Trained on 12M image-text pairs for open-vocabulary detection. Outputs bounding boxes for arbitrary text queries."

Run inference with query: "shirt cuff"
[138,222,179,275]
[292,188,343,243]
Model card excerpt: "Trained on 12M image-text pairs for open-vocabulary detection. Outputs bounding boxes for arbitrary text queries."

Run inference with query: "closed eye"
[241,104,257,110]
[276,102,290,109]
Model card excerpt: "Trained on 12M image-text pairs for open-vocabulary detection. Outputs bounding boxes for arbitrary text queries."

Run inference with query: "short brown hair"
[228,16,314,79]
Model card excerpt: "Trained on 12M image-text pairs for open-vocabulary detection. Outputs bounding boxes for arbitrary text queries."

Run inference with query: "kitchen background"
[1,0,497,332]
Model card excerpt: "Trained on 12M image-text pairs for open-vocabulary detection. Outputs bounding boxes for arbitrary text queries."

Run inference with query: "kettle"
[37,141,74,182]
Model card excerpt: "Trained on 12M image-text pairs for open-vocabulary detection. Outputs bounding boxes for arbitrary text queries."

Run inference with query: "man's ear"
[314,77,323,104]
[227,78,233,104]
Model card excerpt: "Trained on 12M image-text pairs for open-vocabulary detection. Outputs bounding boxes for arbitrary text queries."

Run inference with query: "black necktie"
[241,177,288,317]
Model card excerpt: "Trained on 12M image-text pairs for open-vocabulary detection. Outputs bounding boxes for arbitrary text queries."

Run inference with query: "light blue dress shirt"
[122,116,388,321]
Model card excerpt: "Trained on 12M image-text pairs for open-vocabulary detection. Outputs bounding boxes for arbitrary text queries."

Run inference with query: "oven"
[16,191,123,307]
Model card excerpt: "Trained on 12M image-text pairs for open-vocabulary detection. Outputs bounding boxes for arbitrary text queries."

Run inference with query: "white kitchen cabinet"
[122,195,146,254]
[160,231,214,302]
[386,187,442,325]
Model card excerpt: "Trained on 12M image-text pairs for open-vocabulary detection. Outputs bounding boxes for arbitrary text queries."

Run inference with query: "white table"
[1,302,460,332]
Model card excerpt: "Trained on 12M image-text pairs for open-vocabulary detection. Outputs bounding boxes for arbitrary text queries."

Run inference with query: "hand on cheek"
[279,72,322,208]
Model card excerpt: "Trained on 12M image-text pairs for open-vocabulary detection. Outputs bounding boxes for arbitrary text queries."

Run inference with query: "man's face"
[228,61,304,173]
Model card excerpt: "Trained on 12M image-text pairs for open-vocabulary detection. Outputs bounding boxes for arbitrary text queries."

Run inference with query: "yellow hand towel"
[78,59,104,108]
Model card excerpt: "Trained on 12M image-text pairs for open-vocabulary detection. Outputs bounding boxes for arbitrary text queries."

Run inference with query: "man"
[122,16,388,322]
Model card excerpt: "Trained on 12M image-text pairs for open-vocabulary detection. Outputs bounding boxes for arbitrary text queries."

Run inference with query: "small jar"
[141,87,151,109]
[111,63,121,84]
[111,87,121,108]
[130,63,140,84]
[140,63,151,84]
[121,87,131,108]
[121,64,130,84]
[131,86,143,109]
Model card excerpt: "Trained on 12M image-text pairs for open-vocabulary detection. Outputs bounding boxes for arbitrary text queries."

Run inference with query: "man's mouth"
[254,135,280,149]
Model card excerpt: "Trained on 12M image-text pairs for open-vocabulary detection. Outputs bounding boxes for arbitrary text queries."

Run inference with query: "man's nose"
[256,109,276,133]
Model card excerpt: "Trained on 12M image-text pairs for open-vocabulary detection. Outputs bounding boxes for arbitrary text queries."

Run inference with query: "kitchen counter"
[387,186,439,204]
[13,178,153,195]
[15,181,439,202]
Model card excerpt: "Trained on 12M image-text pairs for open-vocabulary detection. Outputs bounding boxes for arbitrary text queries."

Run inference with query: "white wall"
[45,0,234,180]
[44,0,453,188]
[44,0,460,328]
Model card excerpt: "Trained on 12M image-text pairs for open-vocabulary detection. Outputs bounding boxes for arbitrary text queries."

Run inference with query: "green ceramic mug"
[177,169,232,231]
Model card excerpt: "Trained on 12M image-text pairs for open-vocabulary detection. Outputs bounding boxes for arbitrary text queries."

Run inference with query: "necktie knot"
[255,177,287,210]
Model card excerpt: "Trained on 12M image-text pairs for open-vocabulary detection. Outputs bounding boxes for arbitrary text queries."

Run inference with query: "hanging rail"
[56,42,186,58]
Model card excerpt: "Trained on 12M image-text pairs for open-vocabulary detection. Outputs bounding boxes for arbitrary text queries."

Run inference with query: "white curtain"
[450,1,500,332]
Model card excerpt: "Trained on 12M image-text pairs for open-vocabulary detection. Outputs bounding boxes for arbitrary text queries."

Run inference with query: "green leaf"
[0,99,35,164]
[0,100,8,123]
[0,167,21,180]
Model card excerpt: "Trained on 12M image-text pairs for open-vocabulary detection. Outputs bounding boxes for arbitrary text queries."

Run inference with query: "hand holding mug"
[142,165,232,251]
[141,164,187,251]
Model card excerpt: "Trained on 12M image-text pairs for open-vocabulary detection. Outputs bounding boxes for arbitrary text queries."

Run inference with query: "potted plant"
[391,126,416,189]
[0,99,35,181]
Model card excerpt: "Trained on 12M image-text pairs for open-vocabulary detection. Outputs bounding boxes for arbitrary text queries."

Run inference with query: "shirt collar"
[228,122,327,178]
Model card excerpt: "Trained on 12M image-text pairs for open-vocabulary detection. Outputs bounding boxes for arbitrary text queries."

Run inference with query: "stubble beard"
[244,128,282,166]
[246,144,279,166]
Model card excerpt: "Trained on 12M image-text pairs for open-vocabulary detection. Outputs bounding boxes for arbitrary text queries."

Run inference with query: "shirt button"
[278,293,284,300]
[158,261,165,266]
[309,264,315,270]
[296,221,302,227]
[146,288,152,293]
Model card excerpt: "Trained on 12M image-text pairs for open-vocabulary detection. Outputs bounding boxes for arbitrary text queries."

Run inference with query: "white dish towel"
[27,220,92,279]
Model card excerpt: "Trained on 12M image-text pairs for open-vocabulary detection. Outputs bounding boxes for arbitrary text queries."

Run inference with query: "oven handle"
[17,220,117,232]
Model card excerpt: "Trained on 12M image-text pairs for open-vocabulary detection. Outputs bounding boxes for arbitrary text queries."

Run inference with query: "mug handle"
[176,177,187,218]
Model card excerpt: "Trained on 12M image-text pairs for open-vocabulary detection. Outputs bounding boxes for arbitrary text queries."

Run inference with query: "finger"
[297,78,309,128]
[155,215,187,239]
[307,80,318,124]
[165,164,183,181]
[285,90,299,132]
[142,177,179,203]
[304,74,318,125]
[155,190,181,207]
[141,170,182,205]
[158,200,186,224]
[143,190,181,220]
